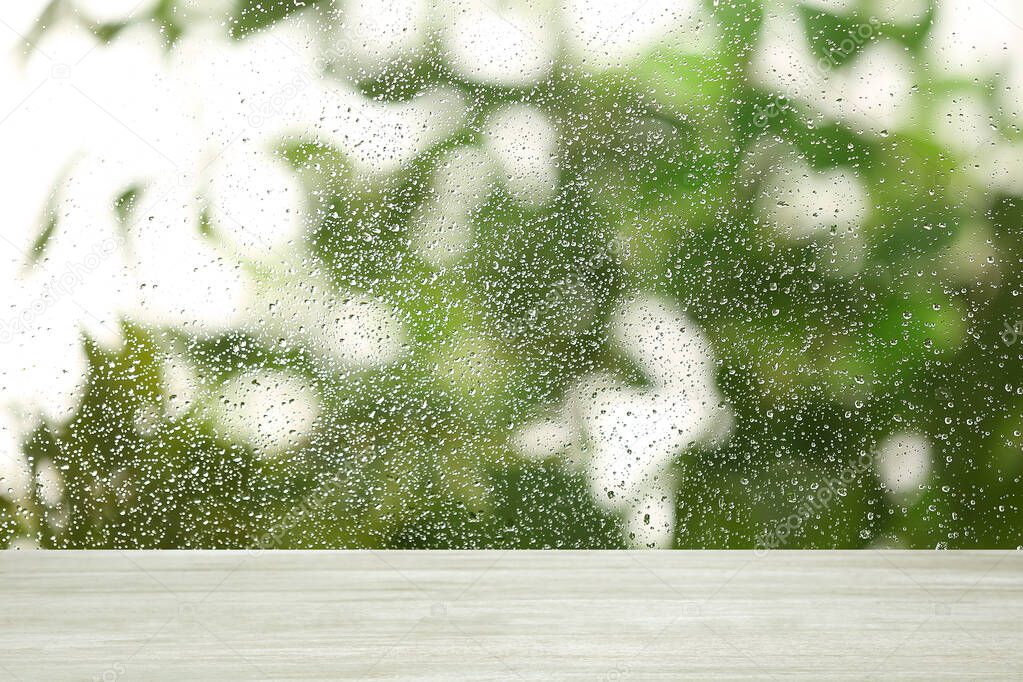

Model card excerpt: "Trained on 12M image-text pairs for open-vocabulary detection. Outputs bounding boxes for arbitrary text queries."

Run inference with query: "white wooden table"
[1,551,1020,680]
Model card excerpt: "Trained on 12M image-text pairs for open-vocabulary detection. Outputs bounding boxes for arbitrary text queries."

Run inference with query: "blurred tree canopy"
[2,0,1022,549]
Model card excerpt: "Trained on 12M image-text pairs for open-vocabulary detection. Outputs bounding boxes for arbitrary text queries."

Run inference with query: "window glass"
[0,0,1019,549]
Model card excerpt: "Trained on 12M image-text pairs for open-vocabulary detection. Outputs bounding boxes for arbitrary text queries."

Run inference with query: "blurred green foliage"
[4,0,1023,549]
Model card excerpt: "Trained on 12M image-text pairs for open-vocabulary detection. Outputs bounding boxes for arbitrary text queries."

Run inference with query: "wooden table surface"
[0,551,1020,680]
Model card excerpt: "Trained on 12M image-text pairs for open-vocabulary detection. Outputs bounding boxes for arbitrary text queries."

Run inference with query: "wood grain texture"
[0,551,1020,680]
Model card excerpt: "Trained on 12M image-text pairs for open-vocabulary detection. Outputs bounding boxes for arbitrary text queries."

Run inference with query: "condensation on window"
[0,0,1020,549]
